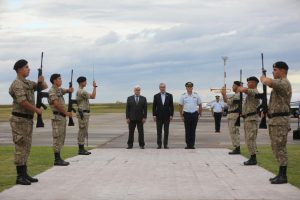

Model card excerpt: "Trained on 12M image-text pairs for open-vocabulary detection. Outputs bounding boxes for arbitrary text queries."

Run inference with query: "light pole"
[222,56,228,89]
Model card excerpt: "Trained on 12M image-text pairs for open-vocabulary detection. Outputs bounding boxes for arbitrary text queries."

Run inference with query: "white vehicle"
[290,101,300,117]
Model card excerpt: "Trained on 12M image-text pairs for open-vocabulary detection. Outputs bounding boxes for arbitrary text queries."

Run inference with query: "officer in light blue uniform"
[179,82,202,149]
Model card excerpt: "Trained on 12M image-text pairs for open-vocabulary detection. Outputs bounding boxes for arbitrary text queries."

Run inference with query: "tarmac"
[0,113,300,199]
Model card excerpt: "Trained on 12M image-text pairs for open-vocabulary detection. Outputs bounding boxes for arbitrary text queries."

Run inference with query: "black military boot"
[54,152,70,166]
[271,166,288,184]
[16,166,31,185]
[228,146,241,155]
[24,165,38,183]
[269,167,280,181]
[78,144,91,155]
[243,154,257,165]
[269,173,279,182]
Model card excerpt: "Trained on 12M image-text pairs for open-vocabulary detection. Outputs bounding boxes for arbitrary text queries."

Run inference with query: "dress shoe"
[157,146,161,149]
[140,146,145,149]
[164,146,169,149]
[126,146,133,149]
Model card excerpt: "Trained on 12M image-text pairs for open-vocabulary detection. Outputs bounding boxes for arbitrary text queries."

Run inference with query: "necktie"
[135,96,139,104]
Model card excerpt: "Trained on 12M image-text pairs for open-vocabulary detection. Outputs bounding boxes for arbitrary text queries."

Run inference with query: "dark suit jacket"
[126,95,147,121]
[152,92,174,121]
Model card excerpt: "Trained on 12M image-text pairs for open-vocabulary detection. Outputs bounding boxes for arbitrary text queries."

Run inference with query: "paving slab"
[1,148,299,200]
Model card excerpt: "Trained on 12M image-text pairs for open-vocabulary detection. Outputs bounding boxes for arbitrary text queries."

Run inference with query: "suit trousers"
[156,119,170,147]
[214,112,222,132]
[183,112,199,148]
[127,120,145,147]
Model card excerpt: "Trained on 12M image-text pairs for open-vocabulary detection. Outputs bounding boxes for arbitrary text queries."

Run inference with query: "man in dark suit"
[152,83,174,149]
[126,85,147,149]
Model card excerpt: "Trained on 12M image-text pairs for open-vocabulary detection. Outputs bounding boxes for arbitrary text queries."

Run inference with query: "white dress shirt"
[211,101,224,113]
[179,92,202,113]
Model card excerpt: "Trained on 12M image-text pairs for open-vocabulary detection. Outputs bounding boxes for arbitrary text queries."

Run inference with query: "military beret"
[247,76,259,83]
[14,59,28,71]
[50,73,61,84]
[233,81,241,86]
[77,76,87,83]
[273,61,289,71]
[185,82,193,87]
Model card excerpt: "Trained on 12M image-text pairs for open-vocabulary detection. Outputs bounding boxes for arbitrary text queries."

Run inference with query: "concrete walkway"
[1,148,300,200]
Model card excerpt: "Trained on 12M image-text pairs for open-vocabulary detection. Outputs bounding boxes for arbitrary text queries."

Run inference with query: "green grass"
[1,145,299,192]
[0,146,80,192]
[0,103,208,122]
[240,145,300,188]
[0,103,127,122]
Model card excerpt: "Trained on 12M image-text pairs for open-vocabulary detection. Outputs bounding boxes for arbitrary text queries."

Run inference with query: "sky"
[0,0,300,104]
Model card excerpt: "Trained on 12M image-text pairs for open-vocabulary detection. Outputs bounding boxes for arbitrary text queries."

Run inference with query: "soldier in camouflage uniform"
[238,76,260,165]
[9,59,48,185]
[48,74,73,166]
[76,76,97,155]
[222,81,241,155]
[260,61,291,184]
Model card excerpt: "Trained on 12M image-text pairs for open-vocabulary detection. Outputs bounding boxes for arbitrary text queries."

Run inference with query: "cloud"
[0,0,300,104]
[95,31,120,46]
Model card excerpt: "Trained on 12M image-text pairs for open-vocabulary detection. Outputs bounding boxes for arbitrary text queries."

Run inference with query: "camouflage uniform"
[48,86,67,153]
[9,76,37,166]
[242,89,260,155]
[76,88,90,145]
[268,78,292,166]
[227,93,240,148]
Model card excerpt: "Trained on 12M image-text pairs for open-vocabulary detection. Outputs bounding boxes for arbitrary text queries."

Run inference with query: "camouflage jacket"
[242,88,260,122]
[76,88,90,111]
[268,78,292,125]
[48,85,67,120]
[9,76,37,117]
[227,93,240,120]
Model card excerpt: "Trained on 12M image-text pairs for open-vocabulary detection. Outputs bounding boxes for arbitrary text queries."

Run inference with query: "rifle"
[67,69,77,126]
[36,52,49,128]
[256,53,268,129]
[235,69,242,126]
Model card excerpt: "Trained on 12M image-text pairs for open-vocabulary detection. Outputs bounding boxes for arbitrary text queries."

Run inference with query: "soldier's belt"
[12,112,34,119]
[53,111,66,117]
[228,108,239,114]
[267,112,290,118]
[242,112,257,118]
[82,110,90,113]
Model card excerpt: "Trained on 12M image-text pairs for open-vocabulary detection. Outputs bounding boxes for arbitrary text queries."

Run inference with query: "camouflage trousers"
[269,125,288,166]
[244,120,258,155]
[228,118,240,147]
[52,118,66,153]
[77,114,89,145]
[10,117,33,166]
